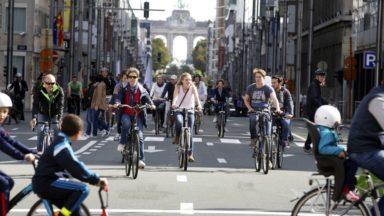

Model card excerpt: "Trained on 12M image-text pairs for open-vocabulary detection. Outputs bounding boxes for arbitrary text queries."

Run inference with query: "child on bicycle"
[0,92,35,215]
[315,105,359,202]
[32,114,107,216]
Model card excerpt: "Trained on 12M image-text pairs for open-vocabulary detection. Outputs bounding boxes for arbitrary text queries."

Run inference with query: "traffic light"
[157,52,162,62]
[144,2,149,19]
[3,66,7,78]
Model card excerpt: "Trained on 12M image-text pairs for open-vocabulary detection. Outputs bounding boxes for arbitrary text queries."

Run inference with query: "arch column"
[186,34,194,63]
[167,32,174,57]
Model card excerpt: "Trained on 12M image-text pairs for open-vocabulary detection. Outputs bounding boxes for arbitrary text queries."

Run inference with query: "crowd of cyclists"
[1,64,384,215]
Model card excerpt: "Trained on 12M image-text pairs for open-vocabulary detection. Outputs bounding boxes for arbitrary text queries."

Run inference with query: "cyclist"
[67,75,83,115]
[99,67,116,129]
[315,105,359,202]
[161,75,177,130]
[32,114,108,216]
[243,68,281,148]
[110,72,126,141]
[0,92,35,215]
[347,83,384,215]
[115,68,155,169]
[30,74,64,153]
[172,72,202,162]
[271,75,294,148]
[150,75,167,129]
[212,79,230,129]
[193,74,207,109]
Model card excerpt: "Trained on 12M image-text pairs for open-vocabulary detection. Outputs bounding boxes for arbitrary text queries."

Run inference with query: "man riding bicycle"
[150,75,167,129]
[193,74,207,108]
[212,79,230,128]
[161,75,177,125]
[30,74,64,153]
[243,69,281,148]
[67,75,83,115]
[347,83,384,215]
[271,75,294,148]
[115,68,155,169]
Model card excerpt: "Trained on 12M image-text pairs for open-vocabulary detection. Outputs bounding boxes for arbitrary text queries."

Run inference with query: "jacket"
[275,86,294,115]
[305,79,328,116]
[0,127,32,161]
[318,125,344,156]
[32,84,64,119]
[90,81,108,111]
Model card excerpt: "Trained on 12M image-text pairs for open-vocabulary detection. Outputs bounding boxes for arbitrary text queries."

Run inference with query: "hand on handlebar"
[98,178,108,192]
[24,153,36,162]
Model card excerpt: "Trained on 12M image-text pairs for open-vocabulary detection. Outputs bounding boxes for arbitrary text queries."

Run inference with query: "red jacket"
[123,88,141,116]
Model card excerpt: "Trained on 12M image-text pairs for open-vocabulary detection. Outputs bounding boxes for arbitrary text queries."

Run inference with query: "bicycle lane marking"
[75,141,98,155]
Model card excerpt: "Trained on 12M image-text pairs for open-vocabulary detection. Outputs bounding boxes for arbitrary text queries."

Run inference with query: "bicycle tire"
[155,111,160,135]
[124,143,131,176]
[166,113,170,138]
[27,199,91,216]
[131,133,140,179]
[291,187,370,216]
[220,114,225,138]
[262,136,270,174]
[178,131,184,168]
[42,134,50,153]
[270,133,278,169]
[254,143,261,172]
[194,114,200,135]
[183,129,189,171]
[217,115,222,137]
[277,136,284,169]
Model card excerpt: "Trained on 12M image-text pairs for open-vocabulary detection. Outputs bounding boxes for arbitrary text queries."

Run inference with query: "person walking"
[303,69,328,153]
[91,75,110,137]
[7,73,28,121]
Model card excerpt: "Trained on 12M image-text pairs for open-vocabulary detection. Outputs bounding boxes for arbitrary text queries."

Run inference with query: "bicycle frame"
[174,108,193,171]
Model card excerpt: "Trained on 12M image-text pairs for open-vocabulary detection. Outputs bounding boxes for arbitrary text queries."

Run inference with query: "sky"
[129,0,217,21]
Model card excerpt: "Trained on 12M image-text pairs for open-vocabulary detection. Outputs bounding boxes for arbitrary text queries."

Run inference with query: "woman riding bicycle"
[212,79,230,127]
[172,73,202,162]
[242,68,281,148]
[115,68,155,169]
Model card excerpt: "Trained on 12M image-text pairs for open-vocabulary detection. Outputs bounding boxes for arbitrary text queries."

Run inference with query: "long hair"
[176,72,191,86]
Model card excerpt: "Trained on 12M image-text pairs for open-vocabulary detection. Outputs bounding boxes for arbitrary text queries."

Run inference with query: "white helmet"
[315,105,341,128]
[15,73,22,77]
[0,92,12,107]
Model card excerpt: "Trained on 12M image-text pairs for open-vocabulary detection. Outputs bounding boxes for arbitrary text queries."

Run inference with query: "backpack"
[82,84,96,110]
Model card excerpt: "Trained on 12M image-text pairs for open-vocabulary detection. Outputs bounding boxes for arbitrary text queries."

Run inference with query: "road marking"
[75,141,98,155]
[145,137,165,142]
[28,136,37,140]
[105,136,114,141]
[176,175,187,182]
[220,138,241,144]
[199,129,204,132]
[81,152,92,155]
[193,137,202,142]
[10,135,16,138]
[89,149,98,151]
[10,209,291,215]
[144,146,165,153]
[94,145,102,148]
[78,135,89,140]
[180,203,194,214]
[101,140,108,143]
[217,158,227,163]
[291,132,306,141]
[206,142,214,146]
[11,128,18,131]
[298,126,306,130]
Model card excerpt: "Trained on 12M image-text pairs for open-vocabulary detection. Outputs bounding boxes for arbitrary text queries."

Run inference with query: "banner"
[57,12,64,47]
[64,0,71,32]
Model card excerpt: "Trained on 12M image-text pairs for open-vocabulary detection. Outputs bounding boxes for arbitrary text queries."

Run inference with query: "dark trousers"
[0,171,14,216]
[304,113,315,150]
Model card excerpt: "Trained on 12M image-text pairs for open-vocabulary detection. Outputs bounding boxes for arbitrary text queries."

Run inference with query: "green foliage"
[166,64,179,75]
[152,38,170,71]
[179,64,192,74]
[192,39,207,73]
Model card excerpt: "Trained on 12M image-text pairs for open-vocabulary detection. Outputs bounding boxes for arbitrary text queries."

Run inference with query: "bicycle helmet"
[314,68,326,76]
[0,92,13,107]
[15,73,22,77]
[314,105,341,128]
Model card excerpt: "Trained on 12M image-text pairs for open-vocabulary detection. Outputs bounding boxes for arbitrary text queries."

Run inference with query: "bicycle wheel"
[270,133,278,169]
[166,113,170,138]
[155,111,160,135]
[194,114,200,135]
[254,141,261,172]
[277,137,284,169]
[124,143,131,176]
[131,133,140,179]
[183,129,189,171]
[291,187,370,216]
[261,136,270,174]
[27,199,91,216]
[178,132,184,168]
[41,135,50,153]
[217,115,222,137]
[220,114,225,138]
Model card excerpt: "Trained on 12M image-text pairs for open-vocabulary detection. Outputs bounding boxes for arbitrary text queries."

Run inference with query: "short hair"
[61,114,83,137]
[253,68,266,77]
[272,75,283,83]
[126,67,140,77]
[216,79,225,86]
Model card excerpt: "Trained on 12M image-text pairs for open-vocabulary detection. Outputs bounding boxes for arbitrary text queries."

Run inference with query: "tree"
[152,38,170,71]
[179,64,192,74]
[166,64,179,75]
[192,39,207,74]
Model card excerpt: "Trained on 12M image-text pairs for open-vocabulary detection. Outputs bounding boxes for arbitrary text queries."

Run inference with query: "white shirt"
[195,81,207,102]
[150,82,166,100]
[174,86,195,109]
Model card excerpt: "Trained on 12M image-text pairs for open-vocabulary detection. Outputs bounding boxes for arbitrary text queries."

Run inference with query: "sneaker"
[213,117,217,122]
[92,134,98,138]
[101,129,111,137]
[139,160,146,169]
[345,191,360,202]
[117,144,125,152]
[114,133,121,141]
[249,139,257,148]
[303,147,312,154]
[188,155,195,162]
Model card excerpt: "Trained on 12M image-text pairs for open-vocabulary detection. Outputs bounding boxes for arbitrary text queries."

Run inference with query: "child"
[315,105,359,202]
[32,114,107,216]
[0,92,35,215]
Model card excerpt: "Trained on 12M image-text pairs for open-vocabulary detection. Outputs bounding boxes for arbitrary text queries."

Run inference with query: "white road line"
[145,137,165,142]
[28,136,37,140]
[81,152,92,155]
[220,138,241,144]
[101,140,108,142]
[89,149,98,151]
[94,145,102,148]
[206,142,214,146]
[11,128,18,131]
[180,203,194,215]
[75,141,98,155]
[176,175,187,182]
[199,129,204,132]
[291,132,306,141]
[105,136,114,141]
[10,135,16,138]
[217,158,227,163]
[193,137,202,142]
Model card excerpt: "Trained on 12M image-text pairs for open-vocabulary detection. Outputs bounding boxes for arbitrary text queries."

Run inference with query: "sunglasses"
[128,76,138,79]
[45,81,55,85]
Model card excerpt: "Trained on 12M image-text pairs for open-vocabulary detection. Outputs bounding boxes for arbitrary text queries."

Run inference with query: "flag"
[64,0,71,32]
[52,16,57,46]
[57,12,64,47]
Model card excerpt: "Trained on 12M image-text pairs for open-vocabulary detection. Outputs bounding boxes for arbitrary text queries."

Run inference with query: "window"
[4,7,26,33]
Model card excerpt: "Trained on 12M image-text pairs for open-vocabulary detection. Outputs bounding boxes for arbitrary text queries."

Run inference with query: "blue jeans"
[249,113,271,140]
[175,111,194,153]
[37,113,59,152]
[120,114,145,160]
[93,109,109,136]
[280,118,291,142]
[85,108,94,135]
[349,150,384,215]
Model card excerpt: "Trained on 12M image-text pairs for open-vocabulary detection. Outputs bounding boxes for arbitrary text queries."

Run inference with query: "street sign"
[363,51,376,69]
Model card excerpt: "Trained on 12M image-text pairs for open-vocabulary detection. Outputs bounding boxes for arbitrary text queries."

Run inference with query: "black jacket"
[9,80,28,99]
[161,82,175,101]
[275,86,294,115]
[213,87,230,103]
[305,79,328,116]
[32,84,64,119]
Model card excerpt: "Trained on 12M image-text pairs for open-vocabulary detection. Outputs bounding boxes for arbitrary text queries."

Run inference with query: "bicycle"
[249,108,272,174]
[270,111,285,169]
[153,99,165,135]
[165,106,175,138]
[118,104,148,179]
[194,108,202,135]
[33,121,55,153]
[215,102,227,138]
[291,120,375,215]
[68,95,80,115]
[174,107,194,171]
